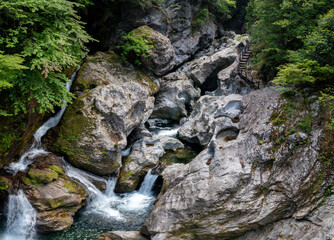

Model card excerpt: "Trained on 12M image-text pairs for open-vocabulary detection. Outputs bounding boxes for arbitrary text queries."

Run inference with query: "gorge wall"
[0,0,333,240]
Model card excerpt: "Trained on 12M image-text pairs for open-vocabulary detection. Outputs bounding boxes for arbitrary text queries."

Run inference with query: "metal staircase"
[238,46,260,89]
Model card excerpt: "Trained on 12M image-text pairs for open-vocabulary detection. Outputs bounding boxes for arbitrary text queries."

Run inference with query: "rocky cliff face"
[142,88,333,239]
[1,1,333,239]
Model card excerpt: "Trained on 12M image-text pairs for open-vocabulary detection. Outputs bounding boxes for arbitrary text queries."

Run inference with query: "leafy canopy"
[0,0,93,115]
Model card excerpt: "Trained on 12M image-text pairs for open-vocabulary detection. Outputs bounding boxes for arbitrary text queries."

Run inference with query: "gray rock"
[143,87,328,239]
[103,0,217,66]
[98,231,148,240]
[151,72,200,120]
[115,136,184,192]
[236,195,334,240]
[55,51,158,176]
[178,94,243,146]
[130,26,175,76]
[21,155,87,233]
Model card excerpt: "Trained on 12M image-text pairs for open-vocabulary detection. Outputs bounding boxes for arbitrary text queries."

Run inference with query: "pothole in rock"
[216,128,240,142]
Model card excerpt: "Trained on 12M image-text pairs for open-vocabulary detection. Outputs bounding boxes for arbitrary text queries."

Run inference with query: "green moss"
[0,178,9,190]
[21,176,32,185]
[49,165,65,177]
[252,161,259,169]
[136,71,158,94]
[55,97,95,165]
[48,198,65,209]
[27,168,59,184]
[160,148,197,164]
[63,183,76,193]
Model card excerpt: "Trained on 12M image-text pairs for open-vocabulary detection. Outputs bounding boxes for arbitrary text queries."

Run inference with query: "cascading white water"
[146,118,180,138]
[6,68,80,175]
[62,159,158,222]
[62,159,123,219]
[138,169,159,196]
[2,190,37,240]
[2,69,80,240]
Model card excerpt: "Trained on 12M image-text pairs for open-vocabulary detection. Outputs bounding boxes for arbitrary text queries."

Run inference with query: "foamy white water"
[62,160,158,223]
[2,190,36,240]
[6,68,80,175]
[146,118,180,138]
[156,127,180,137]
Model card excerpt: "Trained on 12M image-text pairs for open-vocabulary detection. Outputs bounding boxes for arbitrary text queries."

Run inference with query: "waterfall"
[62,159,123,219]
[2,190,36,240]
[6,68,80,175]
[63,159,158,220]
[138,169,159,196]
[146,118,180,138]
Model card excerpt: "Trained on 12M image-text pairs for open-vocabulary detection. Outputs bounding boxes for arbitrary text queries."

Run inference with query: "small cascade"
[138,169,159,196]
[62,160,122,219]
[146,118,180,138]
[2,190,36,240]
[6,68,80,175]
[121,147,132,157]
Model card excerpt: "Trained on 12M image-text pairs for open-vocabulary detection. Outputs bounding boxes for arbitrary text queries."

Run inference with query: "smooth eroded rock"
[55,50,157,176]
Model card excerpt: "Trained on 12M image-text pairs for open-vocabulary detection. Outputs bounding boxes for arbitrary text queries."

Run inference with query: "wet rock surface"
[21,154,87,233]
[151,72,200,120]
[115,136,184,193]
[55,50,157,176]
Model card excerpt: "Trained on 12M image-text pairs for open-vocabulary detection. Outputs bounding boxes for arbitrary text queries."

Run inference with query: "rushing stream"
[0,67,160,240]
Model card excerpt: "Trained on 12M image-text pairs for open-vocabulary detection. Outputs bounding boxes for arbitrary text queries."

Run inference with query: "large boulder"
[151,72,200,120]
[55,50,157,176]
[142,88,331,239]
[96,0,217,66]
[178,94,243,146]
[21,154,87,233]
[115,136,184,193]
[129,26,175,76]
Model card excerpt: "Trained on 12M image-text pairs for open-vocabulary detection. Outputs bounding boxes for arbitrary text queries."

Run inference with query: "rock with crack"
[21,154,87,233]
[115,136,184,193]
[142,87,331,239]
[178,94,243,146]
[54,50,157,176]
[151,72,200,120]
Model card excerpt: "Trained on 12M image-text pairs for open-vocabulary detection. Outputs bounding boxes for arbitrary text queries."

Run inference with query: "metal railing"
[237,45,260,89]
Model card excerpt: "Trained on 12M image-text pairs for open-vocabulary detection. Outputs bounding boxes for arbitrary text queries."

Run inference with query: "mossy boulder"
[27,168,59,184]
[18,154,87,233]
[55,50,157,176]
[128,26,175,76]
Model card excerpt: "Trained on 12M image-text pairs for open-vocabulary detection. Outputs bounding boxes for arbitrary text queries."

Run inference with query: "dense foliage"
[247,0,334,128]
[0,0,93,115]
[247,0,333,80]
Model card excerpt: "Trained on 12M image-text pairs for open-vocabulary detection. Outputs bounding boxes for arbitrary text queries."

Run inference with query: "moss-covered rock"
[125,26,175,76]
[27,168,59,184]
[54,50,157,176]
[160,148,197,164]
